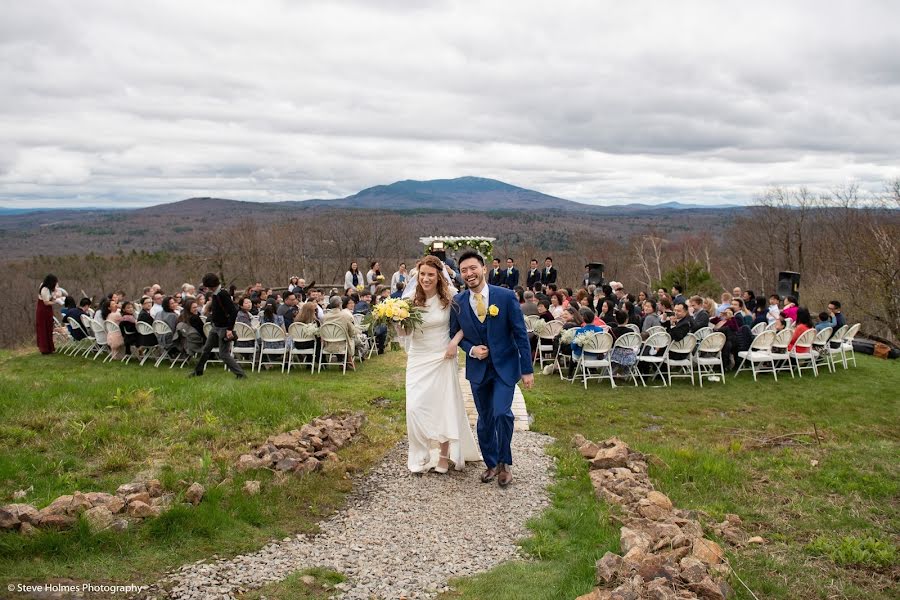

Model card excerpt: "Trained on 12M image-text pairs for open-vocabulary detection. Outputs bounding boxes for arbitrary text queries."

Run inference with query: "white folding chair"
[88,319,110,360]
[65,317,90,356]
[524,315,542,335]
[232,322,259,371]
[751,322,767,336]
[133,321,157,365]
[812,326,834,374]
[201,322,222,369]
[152,321,177,367]
[257,322,288,372]
[693,326,712,342]
[694,332,726,387]
[624,323,641,335]
[77,315,100,357]
[638,331,671,386]
[573,332,615,389]
[785,317,794,329]
[287,322,318,373]
[534,320,563,369]
[789,329,819,377]
[645,325,666,337]
[825,324,848,371]
[769,328,794,379]
[665,334,698,386]
[735,330,777,381]
[318,322,352,374]
[841,323,860,368]
[611,332,642,386]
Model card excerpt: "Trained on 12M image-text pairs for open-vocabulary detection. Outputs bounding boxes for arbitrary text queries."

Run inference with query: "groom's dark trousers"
[472,360,515,468]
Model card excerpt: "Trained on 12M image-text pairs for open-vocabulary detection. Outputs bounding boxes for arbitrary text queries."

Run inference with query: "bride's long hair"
[413,255,453,309]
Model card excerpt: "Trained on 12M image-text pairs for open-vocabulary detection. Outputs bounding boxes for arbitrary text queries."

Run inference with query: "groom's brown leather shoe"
[497,463,512,487]
[481,467,497,483]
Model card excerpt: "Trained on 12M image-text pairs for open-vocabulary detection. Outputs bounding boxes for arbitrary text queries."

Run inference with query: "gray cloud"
[1,0,898,208]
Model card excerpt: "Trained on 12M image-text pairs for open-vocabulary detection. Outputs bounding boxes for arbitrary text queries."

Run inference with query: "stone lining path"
[152,435,553,599]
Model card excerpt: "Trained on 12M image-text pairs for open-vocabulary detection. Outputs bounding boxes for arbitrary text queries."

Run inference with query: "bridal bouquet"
[363,298,424,338]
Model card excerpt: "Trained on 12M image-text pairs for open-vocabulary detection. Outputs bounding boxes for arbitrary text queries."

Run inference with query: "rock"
[591,438,630,470]
[579,441,601,459]
[299,457,320,473]
[309,435,324,450]
[39,514,76,529]
[127,500,159,518]
[276,457,301,472]
[18,522,36,536]
[236,454,268,472]
[300,574,316,585]
[146,479,164,498]
[116,482,146,496]
[576,590,604,600]
[691,538,724,565]
[720,526,747,546]
[646,491,673,511]
[126,491,151,506]
[596,551,624,584]
[724,513,742,526]
[623,546,647,566]
[0,504,39,529]
[243,481,261,496]
[185,482,205,506]
[637,555,670,581]
[110,518,129,531]
[84,506,114,533]
[620,527,652,554]
[747,536,766,545]
[572,433,588,448]
[40,494,74,517]
[151,494,174,510]
[646,578,677,600]
[687,576,726,600]
[638,501,670,521]
[270,433,300,450]
[69,492,94,514]
[299,424,321,438]
[679,557,707,584]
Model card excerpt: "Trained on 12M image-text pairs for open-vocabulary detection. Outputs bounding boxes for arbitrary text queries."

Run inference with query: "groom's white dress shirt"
[467,285,490,358]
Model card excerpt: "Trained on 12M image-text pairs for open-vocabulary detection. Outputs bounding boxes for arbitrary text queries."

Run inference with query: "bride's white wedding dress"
[405,294,481,472]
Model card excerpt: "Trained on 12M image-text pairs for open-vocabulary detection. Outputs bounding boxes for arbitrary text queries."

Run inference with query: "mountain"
[292,176,591,212]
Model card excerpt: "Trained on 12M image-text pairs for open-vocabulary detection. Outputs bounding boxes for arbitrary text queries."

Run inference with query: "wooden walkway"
[459,365,530,431]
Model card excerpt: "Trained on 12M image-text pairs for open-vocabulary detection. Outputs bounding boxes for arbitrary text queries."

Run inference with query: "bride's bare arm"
[445,330,464,359]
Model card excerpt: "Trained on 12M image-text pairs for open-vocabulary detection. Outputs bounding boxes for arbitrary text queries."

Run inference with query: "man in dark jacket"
[542,257,558,286]
[191,273,246,378]
[688,296,710,332]
[488,258,507,287]
[664,302,693,359]
[526,259,542,290]
[505,258,519,289]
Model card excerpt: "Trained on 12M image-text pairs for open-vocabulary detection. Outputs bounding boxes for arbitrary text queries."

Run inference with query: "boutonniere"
[488,304,500,317]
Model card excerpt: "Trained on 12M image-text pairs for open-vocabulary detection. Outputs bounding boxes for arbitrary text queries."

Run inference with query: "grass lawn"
[0,348,408,586]
[1,346,898,600]
[446,355,900,600]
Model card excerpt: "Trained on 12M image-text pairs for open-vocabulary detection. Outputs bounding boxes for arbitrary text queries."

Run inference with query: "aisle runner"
[459,365,530,431]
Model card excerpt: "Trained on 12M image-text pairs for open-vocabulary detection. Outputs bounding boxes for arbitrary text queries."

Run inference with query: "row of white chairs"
[56,315,361,375]
[734,323,859,381]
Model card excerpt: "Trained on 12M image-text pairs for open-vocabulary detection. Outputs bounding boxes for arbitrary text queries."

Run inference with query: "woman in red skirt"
[36,274,61,354]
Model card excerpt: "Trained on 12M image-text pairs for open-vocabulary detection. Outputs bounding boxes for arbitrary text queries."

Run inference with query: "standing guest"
[526,259,542,290]
[640,300,661,337]
[391,263,408,293]
[176,299,207,355]
[191,273,246,379]
[119,301,140,357]
[366,261,384,295]
[549,292,565,319]
[581,265,592,288]
[36,274,64,354]
[287,277,301,294]
[828,300,845,329]
[542,257,558,286]
[505,258,519,289]
[671,285,686,307]
[788,308,814,353]
[782,296,799,322]
[743,290,757,313]
[344,261,363,293]
[488,258,506,286]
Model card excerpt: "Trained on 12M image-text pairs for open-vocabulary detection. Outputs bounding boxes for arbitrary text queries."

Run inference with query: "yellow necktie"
[475,292,486,323]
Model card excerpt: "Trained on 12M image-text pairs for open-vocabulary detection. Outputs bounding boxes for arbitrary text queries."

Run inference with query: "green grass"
[442,355,900,600]
[0,348,407,585]
[241,567,345,600]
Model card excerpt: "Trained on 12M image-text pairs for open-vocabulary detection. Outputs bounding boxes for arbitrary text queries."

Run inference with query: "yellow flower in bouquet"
[356,284,365,291]
[362,297,424,340]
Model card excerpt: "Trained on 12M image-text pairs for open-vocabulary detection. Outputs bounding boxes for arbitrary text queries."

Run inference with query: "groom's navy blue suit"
[450,285,533,468]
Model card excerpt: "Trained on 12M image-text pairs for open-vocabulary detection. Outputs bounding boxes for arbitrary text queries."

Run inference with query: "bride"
[404,255,481,473]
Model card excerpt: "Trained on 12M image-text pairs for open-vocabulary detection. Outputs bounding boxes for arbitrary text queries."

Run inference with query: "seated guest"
[150,292,164,319]
[658,297,674,321]
[743,290,757,313]
[176,299,207,355]
[354,291,373,314]
[391,281,406,299]
[62,297,88,340]
[277,292,299,328]
[608,310,632,341]
[717,292,733,317]
[552,306,583,366]
[537,300,554,323]
[521,291,540,316]
[598,299,616,326]
[712,307,741,333]
[662,302,692,359]
[259,303,286,351]
[104,299,125,359]
[566,308,605,379]
[766,294,781,324]
[79,297,95,318]
[782,296,799,322]
[828,300,845,329]
[815,311,833,333]
[137,297,157,347]
[342,295,356,315]
[731,298,754,327]
[788,308,814,353]
[688,296,709,332]
[549,292,565,319]
[640,300,661,338]
[119,301,140,357]
[609,310,638,372]
[155,296,180,354]
[322,295,357,364]
[637,291,649,305]
[236,297,253,327]
[292,302,320,354]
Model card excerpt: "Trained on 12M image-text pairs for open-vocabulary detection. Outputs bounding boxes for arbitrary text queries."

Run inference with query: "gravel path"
[152,431,554,600]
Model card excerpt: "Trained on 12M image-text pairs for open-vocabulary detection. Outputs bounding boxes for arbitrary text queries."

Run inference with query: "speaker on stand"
[586,263,605,286]
[776,271,801,302]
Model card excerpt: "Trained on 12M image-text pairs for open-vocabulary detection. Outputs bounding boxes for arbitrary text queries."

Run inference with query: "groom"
[450,251,534,487]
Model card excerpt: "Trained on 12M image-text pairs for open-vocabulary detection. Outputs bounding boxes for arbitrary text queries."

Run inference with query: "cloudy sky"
[1,1,898,208]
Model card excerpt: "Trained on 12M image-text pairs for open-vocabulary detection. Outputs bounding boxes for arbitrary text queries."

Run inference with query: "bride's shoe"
[434,454,451,474]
